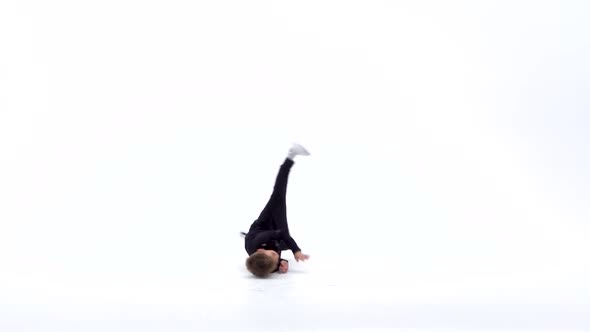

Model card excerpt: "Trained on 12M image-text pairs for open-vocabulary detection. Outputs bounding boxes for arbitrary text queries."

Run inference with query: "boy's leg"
[251,144,310,232]
[255,158,294,229]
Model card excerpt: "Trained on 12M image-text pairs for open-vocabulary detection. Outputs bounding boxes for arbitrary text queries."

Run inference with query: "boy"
[242,143,311,277]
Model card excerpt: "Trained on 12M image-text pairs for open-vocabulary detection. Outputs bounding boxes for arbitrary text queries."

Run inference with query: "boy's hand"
[294,251,310,262]
[279,260,289,273]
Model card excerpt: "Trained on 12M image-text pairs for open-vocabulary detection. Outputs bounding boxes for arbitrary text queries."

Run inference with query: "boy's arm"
[278,259,289,273]
[280,233,310,261]
[279,231,302,254]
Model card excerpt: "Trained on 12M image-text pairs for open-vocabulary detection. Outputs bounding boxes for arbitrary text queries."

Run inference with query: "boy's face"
[257,249,279,264]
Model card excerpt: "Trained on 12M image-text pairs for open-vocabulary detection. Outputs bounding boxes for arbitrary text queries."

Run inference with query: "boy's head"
[246,249,279,277]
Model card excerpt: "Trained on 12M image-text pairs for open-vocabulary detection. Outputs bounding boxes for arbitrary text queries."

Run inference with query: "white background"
[1,1,589,331]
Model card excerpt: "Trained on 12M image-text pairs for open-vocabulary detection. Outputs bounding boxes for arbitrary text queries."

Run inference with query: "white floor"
[1,228,588,331]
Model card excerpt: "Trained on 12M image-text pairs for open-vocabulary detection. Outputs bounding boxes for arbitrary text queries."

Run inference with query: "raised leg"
[255,158,293,224]
[248,143,310,232]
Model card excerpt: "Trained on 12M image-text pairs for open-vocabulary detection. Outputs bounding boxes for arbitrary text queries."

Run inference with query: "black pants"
[249,157,293,234]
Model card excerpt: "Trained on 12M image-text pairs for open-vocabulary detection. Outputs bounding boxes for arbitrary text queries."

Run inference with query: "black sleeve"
[277,230,301,254]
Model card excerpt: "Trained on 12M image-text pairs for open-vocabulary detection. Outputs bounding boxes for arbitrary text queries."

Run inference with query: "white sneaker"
[288,143,311,158]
